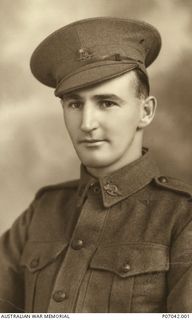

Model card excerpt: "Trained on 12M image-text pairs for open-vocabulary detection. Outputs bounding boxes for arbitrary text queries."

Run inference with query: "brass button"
[90,183,100,193]
[71,239,84,250]
[121,263,131,273]
[53,290,67,302]
[159,176,168,184]
[30,258,39,268]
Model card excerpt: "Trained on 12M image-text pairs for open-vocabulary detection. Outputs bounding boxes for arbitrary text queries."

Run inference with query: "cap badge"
[78,48,94,61]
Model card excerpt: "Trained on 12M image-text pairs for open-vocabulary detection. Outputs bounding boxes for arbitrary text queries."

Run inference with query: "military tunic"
[0,151,192,312]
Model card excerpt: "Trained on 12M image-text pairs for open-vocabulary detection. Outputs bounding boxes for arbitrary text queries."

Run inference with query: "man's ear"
[138,96,157,129]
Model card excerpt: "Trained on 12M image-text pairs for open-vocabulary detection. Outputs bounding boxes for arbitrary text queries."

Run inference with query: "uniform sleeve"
[167,203,192,312]
[0,203,34,312]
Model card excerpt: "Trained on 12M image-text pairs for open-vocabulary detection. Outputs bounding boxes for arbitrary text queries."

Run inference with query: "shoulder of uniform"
[154,175,192,200]
[35,179,79,199]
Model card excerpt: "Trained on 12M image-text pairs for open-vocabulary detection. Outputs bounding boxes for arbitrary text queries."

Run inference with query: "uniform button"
[30,258,39,268]
[121,263,131,273]
[159,176,168,183]
[90,183,100,193]
[53,290,67,302]
[71,239,84,250]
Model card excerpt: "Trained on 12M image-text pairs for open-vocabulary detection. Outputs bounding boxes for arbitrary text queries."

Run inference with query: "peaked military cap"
[30,17,161,97]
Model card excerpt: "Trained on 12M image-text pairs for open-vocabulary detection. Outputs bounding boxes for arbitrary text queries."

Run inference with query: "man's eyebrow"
[61,93,125,103]
[93,94,125,103]
[61,93,83,101]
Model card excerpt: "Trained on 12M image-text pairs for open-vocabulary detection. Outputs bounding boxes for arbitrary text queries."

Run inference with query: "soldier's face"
[62,71,147,174]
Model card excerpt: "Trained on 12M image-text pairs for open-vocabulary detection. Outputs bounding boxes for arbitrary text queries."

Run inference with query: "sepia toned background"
[1,0,192,234]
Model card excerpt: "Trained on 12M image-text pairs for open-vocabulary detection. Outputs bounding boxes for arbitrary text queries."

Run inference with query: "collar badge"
[103,183,122,197]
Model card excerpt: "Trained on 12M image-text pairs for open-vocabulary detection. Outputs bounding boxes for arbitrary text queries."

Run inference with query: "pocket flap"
[90,243,169,278]
[20,241,68,272]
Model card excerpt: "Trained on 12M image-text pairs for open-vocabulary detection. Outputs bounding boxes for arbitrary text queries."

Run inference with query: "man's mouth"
[78,138,107,146]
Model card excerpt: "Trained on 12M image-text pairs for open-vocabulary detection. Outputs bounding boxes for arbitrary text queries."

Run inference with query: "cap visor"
[55,61,139,97]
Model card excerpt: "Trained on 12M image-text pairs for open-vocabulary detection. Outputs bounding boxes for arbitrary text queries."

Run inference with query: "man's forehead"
[62,93,125,104]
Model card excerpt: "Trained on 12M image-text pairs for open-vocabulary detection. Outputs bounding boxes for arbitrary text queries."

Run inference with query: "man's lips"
[78,138,107,144]
[79,139,103,143]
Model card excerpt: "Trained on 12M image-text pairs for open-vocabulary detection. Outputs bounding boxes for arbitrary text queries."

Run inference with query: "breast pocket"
[82,243,169,312]
[20,241,68,312]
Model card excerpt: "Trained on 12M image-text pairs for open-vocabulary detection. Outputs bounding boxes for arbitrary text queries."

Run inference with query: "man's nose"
[80,104,98,132]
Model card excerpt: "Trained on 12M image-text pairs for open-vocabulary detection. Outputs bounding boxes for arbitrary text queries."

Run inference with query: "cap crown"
[30,17,161,96]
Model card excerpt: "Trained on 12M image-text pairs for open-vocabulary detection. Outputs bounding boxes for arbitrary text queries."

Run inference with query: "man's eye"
[68,102,82,109]
[100,100,117,108]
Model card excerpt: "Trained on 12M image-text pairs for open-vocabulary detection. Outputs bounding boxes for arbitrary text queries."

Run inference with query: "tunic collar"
[77,148,160,208]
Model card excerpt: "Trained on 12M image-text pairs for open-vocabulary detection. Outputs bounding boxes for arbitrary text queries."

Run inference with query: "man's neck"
[86,148,143,178]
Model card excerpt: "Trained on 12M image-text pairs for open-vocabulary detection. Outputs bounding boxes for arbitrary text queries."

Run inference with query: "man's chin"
[81,159,108,169]
[78,155,111,169]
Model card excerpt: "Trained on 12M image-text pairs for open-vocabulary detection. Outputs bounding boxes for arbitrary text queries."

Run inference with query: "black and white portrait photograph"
[0,0,192,315]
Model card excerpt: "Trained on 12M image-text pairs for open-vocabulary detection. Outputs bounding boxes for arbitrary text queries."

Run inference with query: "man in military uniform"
[0,17,192,313]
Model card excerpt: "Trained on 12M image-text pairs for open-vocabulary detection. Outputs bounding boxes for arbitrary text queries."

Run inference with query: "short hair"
[133,69,150,99]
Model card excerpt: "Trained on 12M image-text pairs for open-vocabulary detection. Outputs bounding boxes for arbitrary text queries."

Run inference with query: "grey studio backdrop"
[1,0,192,234]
